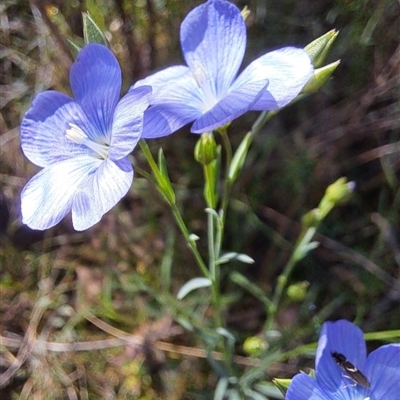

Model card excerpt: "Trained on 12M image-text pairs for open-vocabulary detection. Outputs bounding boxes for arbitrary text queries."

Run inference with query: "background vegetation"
[1,0,399,398]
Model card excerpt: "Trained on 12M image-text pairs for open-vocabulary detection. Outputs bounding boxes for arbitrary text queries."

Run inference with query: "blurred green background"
[1,0,399,398]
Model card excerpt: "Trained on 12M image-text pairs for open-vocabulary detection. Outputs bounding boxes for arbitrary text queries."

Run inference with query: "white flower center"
[192,61,219,112]
[66,123,109,159]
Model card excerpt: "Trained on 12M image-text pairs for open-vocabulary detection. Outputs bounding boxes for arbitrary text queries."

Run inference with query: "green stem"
[250,110,278,137]
[267,227,316,330]
[139,140,210,279]
[207,209,223,328]
[214,128,234,263]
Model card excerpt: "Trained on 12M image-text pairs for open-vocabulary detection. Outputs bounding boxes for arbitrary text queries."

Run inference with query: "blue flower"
[20,44,151,231]
[286,320,400,400]
[133,0,314,138]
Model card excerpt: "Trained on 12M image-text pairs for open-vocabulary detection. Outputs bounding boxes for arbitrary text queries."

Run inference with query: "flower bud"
[287,281,309,302]
[243,336,268,357]
[194,132,218,165]
[301,61,340,94]
[316,177,355,221]
[324,177,355,205]
[273,378,292,396]
[304,30,338,68]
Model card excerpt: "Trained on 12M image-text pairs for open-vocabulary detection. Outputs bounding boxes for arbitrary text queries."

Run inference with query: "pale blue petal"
[316,320,367,393]
[191,79,268,133]
[109,86,152,159]
[71,157,133,231]
[21,94,98,167]
[21,156,101,230]
[286,374,333,400]
[134,66,205,110]
[366,344,400,400]
[133,66,190,96]
[70,44,121,141]
[232,47,313,110]
[133,67,205,137]
[140,104,202,138]
[181,0,246,97]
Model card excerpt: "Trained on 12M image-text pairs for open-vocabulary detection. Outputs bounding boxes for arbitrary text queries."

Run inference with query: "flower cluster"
[286,320,400,400]
[20,0,313,230]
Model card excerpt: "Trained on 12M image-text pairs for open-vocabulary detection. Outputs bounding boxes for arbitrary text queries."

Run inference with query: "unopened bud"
[325,177,355,204]
[304,30,338,68]
[273,378,292,396]
[287,281,309,302]
[194,132,218,165]
[243,336,267,357]
[302,61,340,94]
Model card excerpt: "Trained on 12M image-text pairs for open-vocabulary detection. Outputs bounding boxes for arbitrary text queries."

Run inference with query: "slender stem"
[138,140,210,279]
[267,227,316,330]
[207,210,223,328]
[215,128,233,258]
[170,202,210,279]
[251,110,278,137]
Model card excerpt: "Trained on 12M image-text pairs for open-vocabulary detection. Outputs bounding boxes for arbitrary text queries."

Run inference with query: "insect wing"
[331,351,371,389]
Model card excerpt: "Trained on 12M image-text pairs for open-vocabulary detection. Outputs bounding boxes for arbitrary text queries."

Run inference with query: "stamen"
[65,123,88,143]
[65,123,109,159]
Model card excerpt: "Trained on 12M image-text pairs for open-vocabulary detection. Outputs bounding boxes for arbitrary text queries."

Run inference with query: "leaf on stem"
[228,132,253,182]
[177,277,212,300]
[83,11,108,45]
[217,252,255,265]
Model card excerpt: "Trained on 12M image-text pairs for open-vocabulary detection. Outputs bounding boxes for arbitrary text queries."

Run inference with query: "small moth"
[331,351,371,389]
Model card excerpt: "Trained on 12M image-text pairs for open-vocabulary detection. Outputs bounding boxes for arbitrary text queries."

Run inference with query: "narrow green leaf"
[228,132,253,182]
[268,379,289,397]
[83,11,108,45]
[205,207,219,220]
[227,389,241,400]
[188,233,200,242]
[236,253,255,264]
[243,389,268,400]
[177,277,212,300]
[214,378,229,400]
[217,252,255,265]
[216,327,236,344]
[217,252,238,264]
[203,158,219,208]
[156,148,176,204]
[66,39,83,57]
[230,272,273,307]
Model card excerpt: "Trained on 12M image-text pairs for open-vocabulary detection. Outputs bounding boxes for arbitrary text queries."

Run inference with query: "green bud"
[272,378,292,396]
[301,61,340,93]
[318,177,355,221]
[243,336,268,357]
[304,30,338,68]
[325,177,355,204]
[287,281,309,302]
[194,132,218,165]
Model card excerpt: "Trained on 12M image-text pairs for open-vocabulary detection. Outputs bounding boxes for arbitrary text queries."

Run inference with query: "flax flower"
[133,0,314,137]
[20,44,151,230]
[286,320,400,400]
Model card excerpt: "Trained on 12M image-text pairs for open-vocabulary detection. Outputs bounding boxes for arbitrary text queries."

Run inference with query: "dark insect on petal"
[331,351,371,389]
